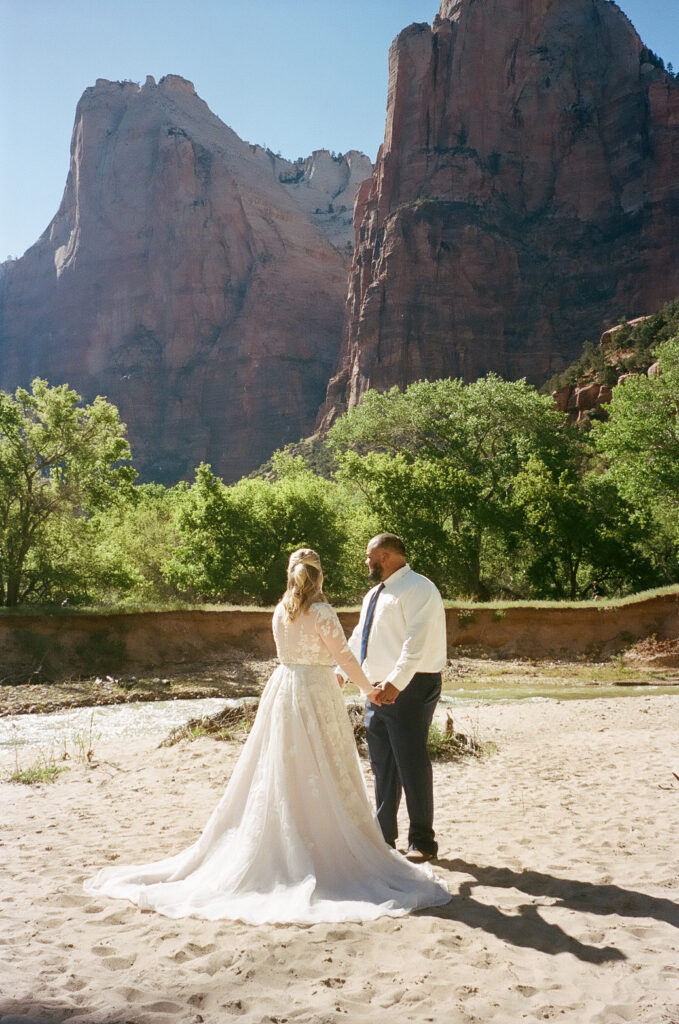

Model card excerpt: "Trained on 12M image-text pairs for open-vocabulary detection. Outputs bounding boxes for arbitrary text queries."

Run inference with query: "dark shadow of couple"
[417,857,679,963]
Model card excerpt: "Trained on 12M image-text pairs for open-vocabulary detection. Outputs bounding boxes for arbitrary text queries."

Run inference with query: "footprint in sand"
[112,985,146,1003]
[321,928,354,942]
[62,976,87,992]
[91,946,137,971]
[198,954,228,978]
[98,909,129,925]
[54,893,90,908]
[141,1002,187,1014]
[425,944,456,960]
[429,933,464,952]
[184,941,218,958]
[627,925,654,940]
[375,987,407,1008]
[220,998,247,1015]
[515,984,538,997]
[99,954,137,971]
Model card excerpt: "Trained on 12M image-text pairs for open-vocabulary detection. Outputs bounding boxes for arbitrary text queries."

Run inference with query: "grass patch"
[160,700,260,746]
[5,710,100,784]
[428,711,492,761]
[160,699,489,764]
[347,702,368,753]
[344,703,490,761]
[68,710,100,763]
[442,584,679,611]
[457,609,477,628]
[442,654,678,696]
[0,601,276,616]
[7,754,69,785]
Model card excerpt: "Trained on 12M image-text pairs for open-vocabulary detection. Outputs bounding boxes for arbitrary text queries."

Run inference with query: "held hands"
[377,681,400,705]
[335,672,400,706]
[366,681,400,706]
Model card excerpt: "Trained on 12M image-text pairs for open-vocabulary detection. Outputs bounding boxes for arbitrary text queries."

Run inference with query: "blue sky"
[1,0,677,260]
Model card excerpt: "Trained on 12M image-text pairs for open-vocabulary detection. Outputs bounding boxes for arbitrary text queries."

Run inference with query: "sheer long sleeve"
[312,604,374,696]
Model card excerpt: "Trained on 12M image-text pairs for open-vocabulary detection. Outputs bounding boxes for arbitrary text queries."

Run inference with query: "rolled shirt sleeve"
[382,579,447,691]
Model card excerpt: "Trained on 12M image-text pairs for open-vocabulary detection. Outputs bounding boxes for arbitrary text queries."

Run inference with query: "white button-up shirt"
[345,564,447,692]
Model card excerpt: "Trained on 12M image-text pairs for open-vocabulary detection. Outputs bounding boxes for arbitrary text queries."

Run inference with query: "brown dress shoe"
[404,845,436,863]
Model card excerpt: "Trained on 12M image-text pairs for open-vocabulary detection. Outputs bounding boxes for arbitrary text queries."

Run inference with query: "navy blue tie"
[360,583,384,663]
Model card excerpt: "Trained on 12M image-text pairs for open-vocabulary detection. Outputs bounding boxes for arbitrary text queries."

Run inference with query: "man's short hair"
[370,533,406,557]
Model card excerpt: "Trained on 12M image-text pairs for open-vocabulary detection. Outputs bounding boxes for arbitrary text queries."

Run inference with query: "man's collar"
[382,563,411,589]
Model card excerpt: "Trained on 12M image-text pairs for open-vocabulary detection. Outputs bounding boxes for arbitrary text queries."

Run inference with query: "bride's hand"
[366,687,383,705]
[336,672,345,688]
[377,682,399,705]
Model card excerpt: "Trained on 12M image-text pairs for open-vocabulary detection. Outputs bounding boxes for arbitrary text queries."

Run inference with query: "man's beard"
[368,564,383,583]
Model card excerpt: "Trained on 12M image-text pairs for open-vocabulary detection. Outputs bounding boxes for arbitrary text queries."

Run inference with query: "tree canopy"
[2,337,678,609]
[328,376,574,596]
[0,379,135,605]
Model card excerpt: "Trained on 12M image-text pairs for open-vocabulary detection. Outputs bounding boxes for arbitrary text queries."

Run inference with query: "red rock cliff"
[0,76,371,481]
[320,0,679,422]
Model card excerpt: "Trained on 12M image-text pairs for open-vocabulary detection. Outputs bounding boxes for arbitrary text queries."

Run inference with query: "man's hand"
[366,687,384,705]
[375,681,399,705]
[336,672,345,688]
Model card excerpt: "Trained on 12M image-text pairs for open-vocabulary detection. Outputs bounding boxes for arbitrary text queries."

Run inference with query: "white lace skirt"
[83,663,450,924]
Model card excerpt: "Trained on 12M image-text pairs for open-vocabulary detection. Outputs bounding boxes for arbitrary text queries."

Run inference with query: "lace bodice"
[273,602,372,692]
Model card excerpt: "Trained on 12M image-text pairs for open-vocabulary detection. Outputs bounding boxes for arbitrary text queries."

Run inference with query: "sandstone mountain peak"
[437,0,460,19]
[321,0,679,423]
[91,73,197,94]
[438,0,632,24]
[0,77,371,481]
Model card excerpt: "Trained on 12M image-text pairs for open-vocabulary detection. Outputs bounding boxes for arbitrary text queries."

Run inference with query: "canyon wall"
[0,75,371,482]
[321,0,679,422]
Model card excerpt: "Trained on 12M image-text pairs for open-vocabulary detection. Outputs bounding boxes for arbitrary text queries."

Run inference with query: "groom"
[340,533,447,862]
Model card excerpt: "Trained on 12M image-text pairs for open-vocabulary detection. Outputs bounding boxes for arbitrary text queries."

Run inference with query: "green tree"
[592,337,679,546]
[165,455,351,604]
[328,375,568,597]
[512,457,656,599]
[0,379,135,606]
[89,482,186,605]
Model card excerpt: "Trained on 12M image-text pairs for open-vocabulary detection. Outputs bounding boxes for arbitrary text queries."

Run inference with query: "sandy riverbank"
[1,696,678,1024]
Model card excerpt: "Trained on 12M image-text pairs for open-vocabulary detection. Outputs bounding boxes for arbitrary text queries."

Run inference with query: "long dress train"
[83,601,450,924]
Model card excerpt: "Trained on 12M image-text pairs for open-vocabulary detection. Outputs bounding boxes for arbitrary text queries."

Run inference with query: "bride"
[84,548,450,924]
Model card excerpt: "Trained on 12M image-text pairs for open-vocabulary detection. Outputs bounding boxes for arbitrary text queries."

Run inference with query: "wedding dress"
[84,602,450,924]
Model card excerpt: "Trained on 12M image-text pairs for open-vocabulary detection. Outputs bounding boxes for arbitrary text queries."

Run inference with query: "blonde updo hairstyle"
[282,548,328,621]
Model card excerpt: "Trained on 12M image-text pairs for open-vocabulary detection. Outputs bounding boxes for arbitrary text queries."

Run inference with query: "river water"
[0,697,237,752]
[1,685,677,751]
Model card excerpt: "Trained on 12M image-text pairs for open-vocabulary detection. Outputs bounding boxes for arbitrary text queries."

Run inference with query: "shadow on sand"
[420,857,679,963]
[1,1004,100,1024]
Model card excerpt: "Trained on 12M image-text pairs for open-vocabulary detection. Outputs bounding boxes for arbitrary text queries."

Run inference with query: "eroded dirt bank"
[1,591,677,684]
